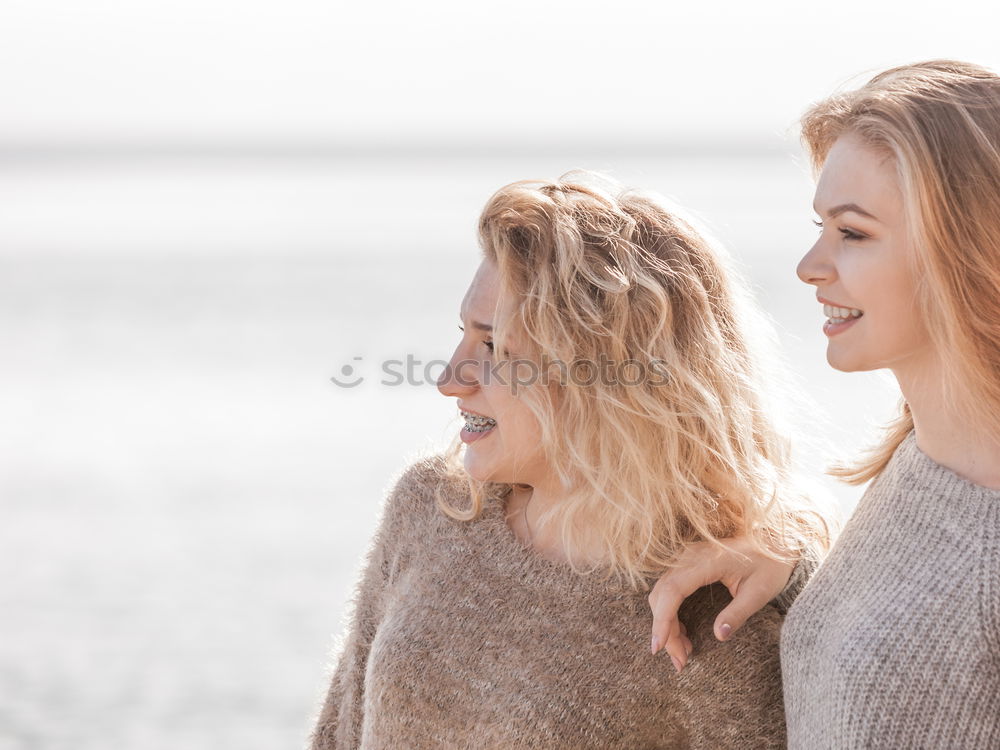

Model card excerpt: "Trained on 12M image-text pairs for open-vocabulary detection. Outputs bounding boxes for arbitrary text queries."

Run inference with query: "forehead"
[815,134,902,214]
[459,260,501,319]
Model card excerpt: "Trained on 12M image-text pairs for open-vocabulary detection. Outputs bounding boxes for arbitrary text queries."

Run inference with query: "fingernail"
[685,641,693,658]
[670,655,682,673]
[651,635,661,655]
[719,623,732,640]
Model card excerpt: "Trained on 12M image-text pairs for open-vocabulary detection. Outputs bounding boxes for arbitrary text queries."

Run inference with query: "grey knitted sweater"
[781,430,1000,748]
[309,454,807,749]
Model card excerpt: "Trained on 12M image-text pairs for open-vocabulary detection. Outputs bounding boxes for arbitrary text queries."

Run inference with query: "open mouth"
[461,410,497,433]
[823,303,864,323]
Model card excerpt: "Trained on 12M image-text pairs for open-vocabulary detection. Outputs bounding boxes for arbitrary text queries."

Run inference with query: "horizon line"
[0,137,799,163]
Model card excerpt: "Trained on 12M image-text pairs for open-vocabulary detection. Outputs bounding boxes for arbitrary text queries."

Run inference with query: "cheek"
[880,271,923,331]
[862,270,932,358]
[494,398,544,451]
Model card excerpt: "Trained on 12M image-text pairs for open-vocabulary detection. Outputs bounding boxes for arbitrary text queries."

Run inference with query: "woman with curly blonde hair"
[309,171,832,749]
[648,60,1000,748]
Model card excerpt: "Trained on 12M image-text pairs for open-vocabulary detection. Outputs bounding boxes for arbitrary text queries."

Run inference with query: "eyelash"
[813,220,867,241]
[457,325,495,354]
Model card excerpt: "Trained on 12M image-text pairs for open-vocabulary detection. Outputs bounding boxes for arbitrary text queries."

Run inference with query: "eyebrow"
[459,309,493,332]
[815,202,880,221]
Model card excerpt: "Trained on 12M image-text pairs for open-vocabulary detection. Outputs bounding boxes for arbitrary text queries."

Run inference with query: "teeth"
[461,410,497,432]
[823,303,863,321]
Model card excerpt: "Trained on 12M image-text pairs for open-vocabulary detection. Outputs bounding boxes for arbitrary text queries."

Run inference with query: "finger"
[649,559,726,652]
[678,620,693,659]
[713,580,775,641]
[649,566,722,669]
[666,620,694,670]
[663,620,689,673]
[648,581,687,658]
[648,584,683,667]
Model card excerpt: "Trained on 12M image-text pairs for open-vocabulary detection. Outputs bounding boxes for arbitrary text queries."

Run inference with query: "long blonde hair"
[801,60,1000,483]
[434,171,832,590]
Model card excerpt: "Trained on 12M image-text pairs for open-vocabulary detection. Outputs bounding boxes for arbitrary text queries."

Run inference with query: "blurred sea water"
[0,151,898,749]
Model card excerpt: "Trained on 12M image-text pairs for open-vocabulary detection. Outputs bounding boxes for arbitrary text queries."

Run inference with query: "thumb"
[713,582,773,641]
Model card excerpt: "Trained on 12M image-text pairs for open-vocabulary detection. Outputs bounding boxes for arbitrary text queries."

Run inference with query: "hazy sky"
[3,0,998,147]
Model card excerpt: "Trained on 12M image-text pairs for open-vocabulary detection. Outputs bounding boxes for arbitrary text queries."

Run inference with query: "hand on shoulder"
[647,537,797,673]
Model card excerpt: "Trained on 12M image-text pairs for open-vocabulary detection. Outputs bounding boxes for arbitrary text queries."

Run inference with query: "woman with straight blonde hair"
[309,171,833,748]
[648,60,1000,748]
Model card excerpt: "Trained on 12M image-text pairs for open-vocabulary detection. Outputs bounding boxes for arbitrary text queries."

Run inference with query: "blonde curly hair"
[434,170,833,590]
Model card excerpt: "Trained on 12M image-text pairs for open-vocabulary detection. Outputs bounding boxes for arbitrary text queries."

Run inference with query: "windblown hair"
[801,60,1000,483]
[433,171,833,590]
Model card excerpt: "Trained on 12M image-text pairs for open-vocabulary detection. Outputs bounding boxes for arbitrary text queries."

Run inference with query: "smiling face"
[436,258,551,486]
[796,133,935,377]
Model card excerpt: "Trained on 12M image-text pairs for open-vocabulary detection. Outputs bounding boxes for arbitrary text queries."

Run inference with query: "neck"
[894,361,1000,489]
[505,481,607,566]
[506,481,564,547]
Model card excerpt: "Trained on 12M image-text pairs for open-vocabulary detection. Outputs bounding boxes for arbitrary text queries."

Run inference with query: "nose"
[796,237,836,287]
[436,347,480,398]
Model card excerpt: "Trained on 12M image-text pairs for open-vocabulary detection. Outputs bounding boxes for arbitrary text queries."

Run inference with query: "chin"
[462,451,496,483]
[826,346,872,373]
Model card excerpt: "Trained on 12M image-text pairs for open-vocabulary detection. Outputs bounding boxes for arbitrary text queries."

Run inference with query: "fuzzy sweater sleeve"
[770,545,821,616]
[307,459,434,750]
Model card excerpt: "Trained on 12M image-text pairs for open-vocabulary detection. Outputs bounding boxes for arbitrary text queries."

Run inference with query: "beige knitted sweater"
[309,454,807,749]
[781,430,1000,748]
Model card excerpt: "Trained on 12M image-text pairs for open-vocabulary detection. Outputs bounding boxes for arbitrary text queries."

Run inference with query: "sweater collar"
[885,429,1000,508]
